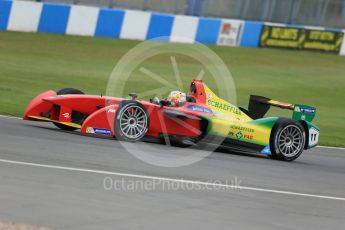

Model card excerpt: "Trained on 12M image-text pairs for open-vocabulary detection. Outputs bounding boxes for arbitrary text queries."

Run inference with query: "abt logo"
[62,113,70,118]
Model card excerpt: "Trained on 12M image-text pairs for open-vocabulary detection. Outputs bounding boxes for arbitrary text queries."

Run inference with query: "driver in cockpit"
[151,90,187,107]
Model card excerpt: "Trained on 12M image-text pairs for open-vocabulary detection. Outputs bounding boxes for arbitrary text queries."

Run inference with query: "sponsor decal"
[107,109,116,113]
[244,134,253,140]
[309,127,319,147]
[62,112,70,118]
[300,107,315,114]
[233,131,253,141]
[94,128,111,135]
[217,20,243,46]
[236,132,243,140]
[86,127,94,134]
[86,127,111,135]
[230,125,254,133]
[187,105,213,114]
[260,145,271,155]
[260,25,344,53]
[207,100,241,115]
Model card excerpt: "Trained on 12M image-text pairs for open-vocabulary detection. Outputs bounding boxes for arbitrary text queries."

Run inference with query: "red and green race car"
[23,79,320,161]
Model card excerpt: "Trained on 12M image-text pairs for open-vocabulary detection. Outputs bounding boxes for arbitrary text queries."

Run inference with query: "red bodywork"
[23,80,213,139]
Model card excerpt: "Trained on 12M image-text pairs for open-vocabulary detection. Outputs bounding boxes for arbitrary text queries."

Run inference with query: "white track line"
[0,115,21,119]
[317,145,345,150]
[0,115,344,150]
[0,158,344,201]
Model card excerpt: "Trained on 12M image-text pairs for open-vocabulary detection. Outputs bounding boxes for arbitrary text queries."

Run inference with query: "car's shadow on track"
[24,123,310,164]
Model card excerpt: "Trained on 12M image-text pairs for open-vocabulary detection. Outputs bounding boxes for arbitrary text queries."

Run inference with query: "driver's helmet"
[167,91,186,106]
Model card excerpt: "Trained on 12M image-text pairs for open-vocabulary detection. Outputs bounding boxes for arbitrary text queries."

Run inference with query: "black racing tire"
[114,101,149,142]
[53,88,85,131]
[56,88,84,96]
[270,119,306,161]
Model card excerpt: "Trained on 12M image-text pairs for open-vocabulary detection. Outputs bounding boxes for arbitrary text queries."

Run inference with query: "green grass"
[0,31,344,147]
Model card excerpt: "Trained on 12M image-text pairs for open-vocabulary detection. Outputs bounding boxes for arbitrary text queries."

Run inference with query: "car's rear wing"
[248,95,316,122]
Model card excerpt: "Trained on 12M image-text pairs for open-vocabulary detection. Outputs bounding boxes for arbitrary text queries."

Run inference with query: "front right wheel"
[270,119,306,161]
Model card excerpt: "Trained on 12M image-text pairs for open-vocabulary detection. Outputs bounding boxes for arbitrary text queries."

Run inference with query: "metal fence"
[33,0,345,28]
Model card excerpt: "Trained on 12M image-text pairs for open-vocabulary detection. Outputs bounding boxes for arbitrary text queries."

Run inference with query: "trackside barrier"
[341,31,345,55]
[259,22,344,54]
[120,9,150,40]
[0,0,344,55]
[0,0,11,30]
[195,17,221,44]
[95,8,124,38]
[7,0,42,32]
[38,3,70,34]
[239,21,263,47]
[146,12,174,41]
[217,19,244,47]
[170,15,198,43]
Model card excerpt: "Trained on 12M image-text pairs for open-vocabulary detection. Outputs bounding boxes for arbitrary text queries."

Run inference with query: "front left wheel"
[114,101,149,142]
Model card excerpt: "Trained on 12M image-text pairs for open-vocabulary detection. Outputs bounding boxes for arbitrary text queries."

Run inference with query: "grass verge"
[0,31,344,147]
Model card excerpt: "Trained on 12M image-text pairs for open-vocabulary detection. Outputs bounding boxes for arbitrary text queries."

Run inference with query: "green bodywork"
[201,98,319,151]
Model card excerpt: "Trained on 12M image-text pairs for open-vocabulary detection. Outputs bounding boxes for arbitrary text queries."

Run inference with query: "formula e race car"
[23,79,320,161]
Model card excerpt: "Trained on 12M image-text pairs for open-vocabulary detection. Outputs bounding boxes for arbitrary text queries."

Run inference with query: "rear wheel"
[270,119,305,161]
[53,88,85,131]
[56,88,84,96]
[114,101,149,142]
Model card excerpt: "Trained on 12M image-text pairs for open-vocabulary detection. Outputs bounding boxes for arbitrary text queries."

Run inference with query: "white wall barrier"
[7,1,42,32]
[66,5,99,36]
[170,15,199,43]
[120,10,151,40]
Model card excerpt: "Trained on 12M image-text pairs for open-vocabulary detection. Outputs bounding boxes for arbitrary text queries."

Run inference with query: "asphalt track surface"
[0,115,344,230]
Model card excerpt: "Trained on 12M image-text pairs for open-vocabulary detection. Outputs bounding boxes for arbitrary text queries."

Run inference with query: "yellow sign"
[260,25,344,53]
